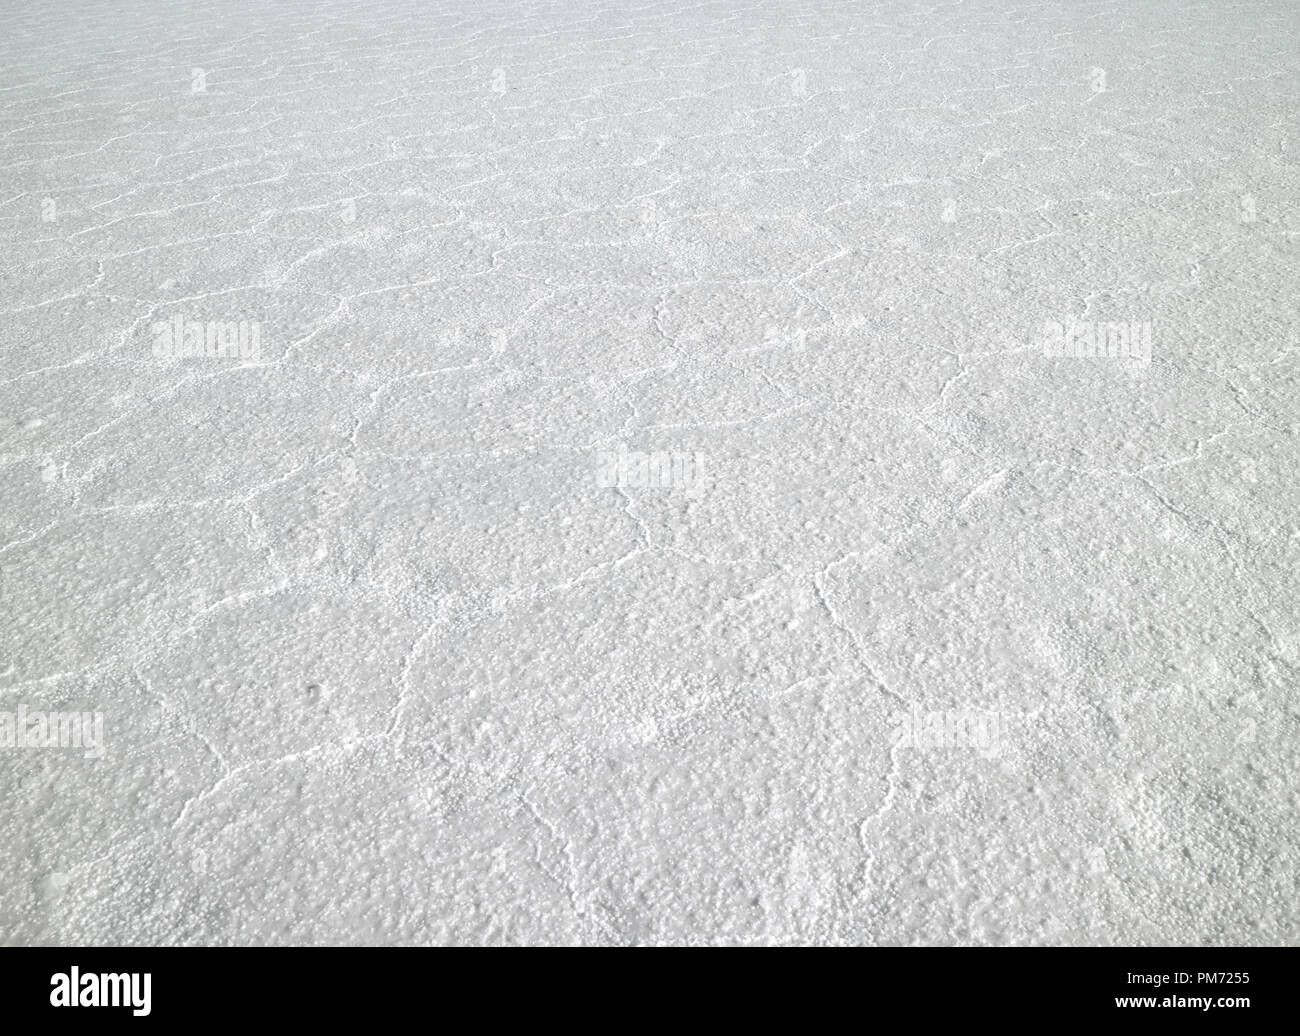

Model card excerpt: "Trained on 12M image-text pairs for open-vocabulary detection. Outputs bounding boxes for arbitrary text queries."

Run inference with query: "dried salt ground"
[1,0,1298,945]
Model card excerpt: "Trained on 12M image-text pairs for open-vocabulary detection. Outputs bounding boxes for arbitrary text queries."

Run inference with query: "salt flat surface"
[2,0,1298,946]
